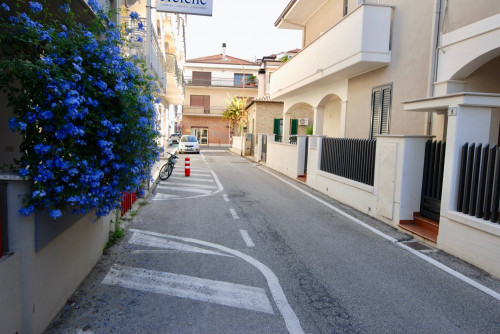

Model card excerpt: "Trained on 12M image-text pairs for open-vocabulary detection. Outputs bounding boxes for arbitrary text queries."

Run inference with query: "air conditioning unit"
[298,118,309,126]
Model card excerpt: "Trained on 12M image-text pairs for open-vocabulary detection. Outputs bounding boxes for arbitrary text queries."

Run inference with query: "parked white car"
[169,133,180,145]
[178,135,200,154]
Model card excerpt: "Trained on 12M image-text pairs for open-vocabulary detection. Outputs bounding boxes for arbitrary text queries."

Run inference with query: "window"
[273,118,283,141]
[192,71,211,85]
[234,73,251,86]
[190,95,210,113]
[370,84,392,139]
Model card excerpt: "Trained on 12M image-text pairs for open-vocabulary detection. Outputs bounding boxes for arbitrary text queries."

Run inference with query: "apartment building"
[265,0,500,278]
[122,1,186,149]
[183,44,259,145]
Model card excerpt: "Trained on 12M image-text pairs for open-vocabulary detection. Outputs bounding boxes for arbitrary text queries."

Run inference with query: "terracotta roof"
[246,96,284,108]
[287,48,301,53]
[186,54,258,66]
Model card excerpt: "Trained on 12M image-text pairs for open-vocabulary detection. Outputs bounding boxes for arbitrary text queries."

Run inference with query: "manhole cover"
[403,241,434,251]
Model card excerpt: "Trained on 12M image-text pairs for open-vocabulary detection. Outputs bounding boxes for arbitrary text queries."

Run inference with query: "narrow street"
[46,149,500,334]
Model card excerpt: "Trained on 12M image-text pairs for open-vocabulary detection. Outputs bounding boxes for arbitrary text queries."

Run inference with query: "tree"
[222,96,248,136]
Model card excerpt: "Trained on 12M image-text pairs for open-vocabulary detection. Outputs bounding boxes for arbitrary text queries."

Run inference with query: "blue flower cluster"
[1,1,161,219]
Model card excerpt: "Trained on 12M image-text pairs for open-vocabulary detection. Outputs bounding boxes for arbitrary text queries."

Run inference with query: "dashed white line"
[229,208,240,219]
[223,194,230,202]
[240,230,255,247]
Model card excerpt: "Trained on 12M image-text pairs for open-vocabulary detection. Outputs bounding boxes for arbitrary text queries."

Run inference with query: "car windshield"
[181,136,198,143]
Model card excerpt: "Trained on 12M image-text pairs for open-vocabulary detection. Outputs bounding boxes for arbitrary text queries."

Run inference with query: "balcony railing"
[182,105,225,116]
[166,53,185,94]
[185,76,258,88]
[122,17,185,99]
[270,4,393,99]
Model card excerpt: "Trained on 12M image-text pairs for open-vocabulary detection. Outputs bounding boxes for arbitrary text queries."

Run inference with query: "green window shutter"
[291,119,298,135]
[273,119,280,135]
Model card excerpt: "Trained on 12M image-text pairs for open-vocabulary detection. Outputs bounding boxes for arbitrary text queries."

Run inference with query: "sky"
[185,0,302,61]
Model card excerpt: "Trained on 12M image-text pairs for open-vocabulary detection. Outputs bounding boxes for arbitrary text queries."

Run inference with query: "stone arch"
[451,47,500,82]
[316,94,343,138]
[282,102,314,138]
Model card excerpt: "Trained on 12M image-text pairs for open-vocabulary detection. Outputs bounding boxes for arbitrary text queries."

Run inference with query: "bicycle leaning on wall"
[159,152,178,180]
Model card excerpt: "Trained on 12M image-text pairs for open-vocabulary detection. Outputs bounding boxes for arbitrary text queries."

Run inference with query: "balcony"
[165,53,185,105]
[182,106,225,116]
[122,17,185,105]
[185,77,258,89]
[270,4,393,99]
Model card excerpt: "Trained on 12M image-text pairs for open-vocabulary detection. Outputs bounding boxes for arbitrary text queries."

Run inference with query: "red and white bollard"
[185,157,190,177]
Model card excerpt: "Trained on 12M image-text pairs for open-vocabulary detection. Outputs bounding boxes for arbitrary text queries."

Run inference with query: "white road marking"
[157,183,217,190]
[160,187,213,194]
[223,194,230,202]
[240,230,255,247]
[229,208,240,219]
[172,170,211,176]
[128,232,232,257]
[102,264,274,314]
[168,177,214,182]
[130,229,304,334]
[257,166,500,302]
[152,193,179,200]
[154,168,224,201]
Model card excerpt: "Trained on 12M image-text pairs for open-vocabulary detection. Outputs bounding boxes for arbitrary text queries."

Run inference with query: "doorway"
[192,128,208,145]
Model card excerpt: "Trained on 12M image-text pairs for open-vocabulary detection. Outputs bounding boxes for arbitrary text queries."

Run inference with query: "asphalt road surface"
[46,149,500,334]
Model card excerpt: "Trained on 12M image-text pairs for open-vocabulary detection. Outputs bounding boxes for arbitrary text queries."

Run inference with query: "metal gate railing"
[457,143,500,223]
[320,137,376,186]
[250,134,255,156]
[261,135,267,162]
[420,140,446,221]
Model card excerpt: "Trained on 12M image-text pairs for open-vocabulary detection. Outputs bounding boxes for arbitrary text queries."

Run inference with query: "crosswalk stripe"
[157,183,217,190]
[158,187,212,194]
[172,171,211,176]
[102,264,274,314]
[167,177,214,182]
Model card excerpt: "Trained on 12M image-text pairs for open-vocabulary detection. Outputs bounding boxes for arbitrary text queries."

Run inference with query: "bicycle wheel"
[159,163,170,180]
[166,163,174,179]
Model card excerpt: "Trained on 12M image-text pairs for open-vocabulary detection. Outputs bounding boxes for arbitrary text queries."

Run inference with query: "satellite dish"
[125,0,139,8]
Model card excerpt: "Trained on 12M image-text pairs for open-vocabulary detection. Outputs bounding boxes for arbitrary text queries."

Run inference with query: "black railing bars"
[457,143,500,223]
[320,137,376,186]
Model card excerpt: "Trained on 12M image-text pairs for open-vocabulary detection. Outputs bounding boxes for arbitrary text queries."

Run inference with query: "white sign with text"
[156,0,213,16]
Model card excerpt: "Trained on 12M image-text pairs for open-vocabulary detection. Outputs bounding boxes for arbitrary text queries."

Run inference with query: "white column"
[283,114,290,143]
[313,107,325,136]
[340,101,347,138]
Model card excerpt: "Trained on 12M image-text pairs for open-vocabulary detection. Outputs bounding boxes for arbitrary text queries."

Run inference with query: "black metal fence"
[420,140,446,221]
[457,143,500,223]
[320,138,376,186]
[274,135,297,145]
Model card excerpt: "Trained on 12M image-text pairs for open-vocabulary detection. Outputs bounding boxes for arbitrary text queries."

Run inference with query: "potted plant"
[247,75,257,87]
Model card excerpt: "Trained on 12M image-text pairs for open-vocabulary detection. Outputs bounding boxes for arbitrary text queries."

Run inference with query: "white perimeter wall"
[0,179,114,333]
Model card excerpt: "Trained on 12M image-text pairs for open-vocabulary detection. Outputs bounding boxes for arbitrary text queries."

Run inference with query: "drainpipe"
[147,0,152,73]
[425,0,442,135]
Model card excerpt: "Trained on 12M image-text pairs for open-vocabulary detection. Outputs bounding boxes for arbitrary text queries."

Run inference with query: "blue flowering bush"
[0,1,160,219]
